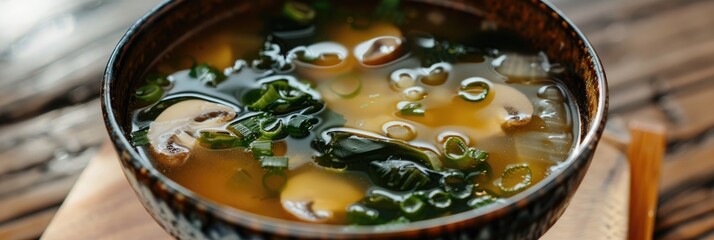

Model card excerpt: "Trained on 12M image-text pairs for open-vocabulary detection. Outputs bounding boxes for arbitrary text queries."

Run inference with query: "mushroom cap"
[487,83,534,129]
[148,99,237,166]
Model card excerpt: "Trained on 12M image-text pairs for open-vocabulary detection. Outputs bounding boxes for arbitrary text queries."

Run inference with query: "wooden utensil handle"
[627,121,666,240]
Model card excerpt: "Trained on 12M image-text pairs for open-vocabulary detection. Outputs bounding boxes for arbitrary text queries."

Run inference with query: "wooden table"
[40,141,629,239]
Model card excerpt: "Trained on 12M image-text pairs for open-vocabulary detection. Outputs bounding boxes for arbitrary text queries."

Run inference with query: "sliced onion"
[492,51,551,79]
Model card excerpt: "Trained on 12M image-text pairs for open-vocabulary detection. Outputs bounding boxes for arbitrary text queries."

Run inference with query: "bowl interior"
[103,0,607,237]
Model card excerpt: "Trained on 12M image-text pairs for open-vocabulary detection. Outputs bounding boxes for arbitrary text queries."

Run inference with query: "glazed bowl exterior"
[101,0,608,239]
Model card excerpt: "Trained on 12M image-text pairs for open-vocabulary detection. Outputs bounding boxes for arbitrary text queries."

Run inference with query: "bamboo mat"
[40,140,628,240]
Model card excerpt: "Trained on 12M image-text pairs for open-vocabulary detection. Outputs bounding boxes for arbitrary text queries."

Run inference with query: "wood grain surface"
[40,144,171,240]
[1,0,713,238]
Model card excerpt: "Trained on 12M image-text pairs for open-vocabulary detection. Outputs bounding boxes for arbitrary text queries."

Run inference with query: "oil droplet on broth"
[402,86,427,101]
[382,121,417,141]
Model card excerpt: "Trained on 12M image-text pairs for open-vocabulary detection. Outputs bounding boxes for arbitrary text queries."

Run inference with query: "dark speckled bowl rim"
[102,0,607,237]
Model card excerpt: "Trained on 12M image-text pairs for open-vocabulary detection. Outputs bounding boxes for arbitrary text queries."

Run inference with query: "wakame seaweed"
[312,130,440,170]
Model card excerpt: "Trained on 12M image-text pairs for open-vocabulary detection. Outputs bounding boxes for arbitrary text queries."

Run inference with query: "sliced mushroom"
[463,82,533,135]
[488,83,534,129]
[280,170,364,223]
[148,99,237,166]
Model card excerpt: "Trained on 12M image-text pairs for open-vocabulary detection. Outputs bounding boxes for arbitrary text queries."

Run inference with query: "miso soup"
[130,0,579,225]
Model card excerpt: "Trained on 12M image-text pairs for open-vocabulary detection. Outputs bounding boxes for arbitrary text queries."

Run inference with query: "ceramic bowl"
[102,0,608,239]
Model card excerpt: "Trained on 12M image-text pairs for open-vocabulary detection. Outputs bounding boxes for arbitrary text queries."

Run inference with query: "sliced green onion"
[287,115,317,138]
[443,137,488,170]
[283,1,315,23]
[244,80,317,114]
[260,156,289,170]
[329,75,362,98]
[135,84,163,103]
[262,170,287,193]
[443,137,472,169]
[439,171,473,199]
[268,80,291,90]
[130,129,149,146]
[272,93,311,113]
[443,137,468,163]
[189,63,226,87]
[364,192,400,210]
[459,78,491,102]
[466,164,492,187]
[347,204,380,225]
[427,189,452,209]
[258,118,286,140]
[247,85,280,110]
[145,73,170,87]
[250,140,273,160]
[399,194,425,219]
[497,164,532,194]
[467,190,497,209]
[198,131,243,149]
[399,102,425,116]
[470,149,489,162]
[272,81,312,111]
[228,115,264,143]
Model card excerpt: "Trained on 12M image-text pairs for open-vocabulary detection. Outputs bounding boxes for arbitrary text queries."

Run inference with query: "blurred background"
[0,0,712,239]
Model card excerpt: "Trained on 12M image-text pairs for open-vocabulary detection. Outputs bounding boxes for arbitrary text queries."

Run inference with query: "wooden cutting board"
[41,141,629,240]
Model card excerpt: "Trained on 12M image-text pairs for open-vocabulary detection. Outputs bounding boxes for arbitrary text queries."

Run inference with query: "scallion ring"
[260,156,289,170]
[427,189,452,209]
[399,194,425,219]
[497,163,532,193]
[458,77,491,102]
[135,84,163,103]
[247,85,280,110]
[258,118,286,140]
[198,131,240,149]
[250,140,273,160]
[262,170,288,193]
